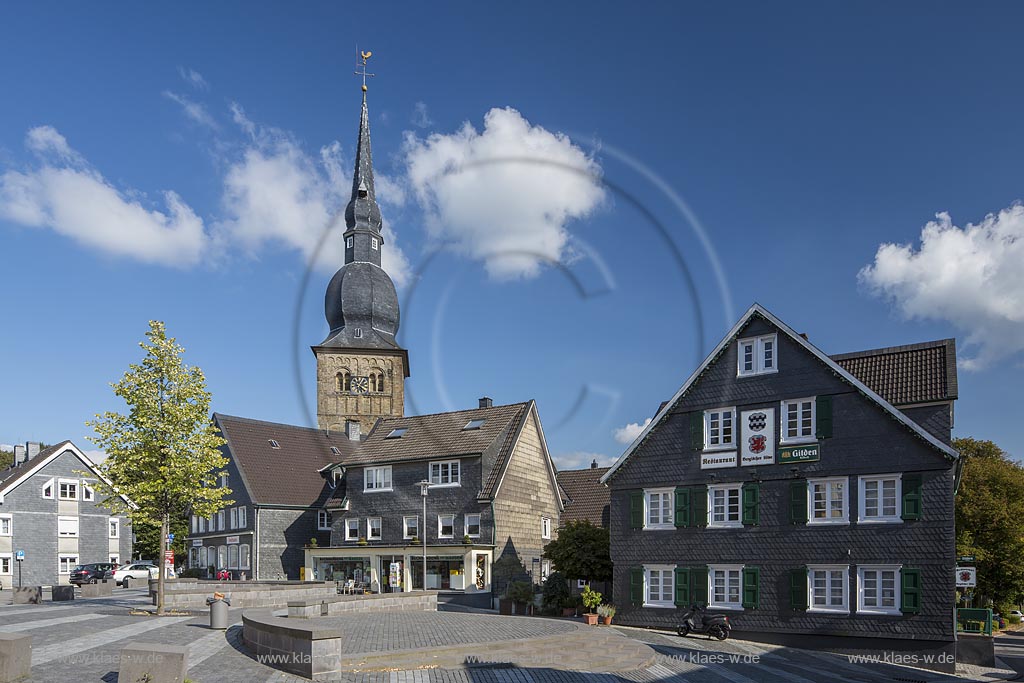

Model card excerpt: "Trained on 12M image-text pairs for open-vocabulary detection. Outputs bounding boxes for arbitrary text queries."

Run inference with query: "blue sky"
[2,2,1023,465]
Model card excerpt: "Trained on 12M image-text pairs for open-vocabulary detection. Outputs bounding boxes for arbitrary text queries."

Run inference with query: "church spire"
[343,52,383,267]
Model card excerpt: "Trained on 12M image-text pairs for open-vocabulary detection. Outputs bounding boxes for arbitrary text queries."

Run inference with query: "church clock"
[349,375,370,395]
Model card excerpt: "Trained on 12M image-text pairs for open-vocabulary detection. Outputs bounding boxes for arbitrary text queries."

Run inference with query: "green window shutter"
[901,568,922,614]
[674,567,691,606]
[815,395,833,439]
[690,411,705,451]
[674,487,690,528]
[789,567,808,610]
[790,480,808,524]
[742,483,760,526]
[902,474,923,521]
[692,565,708,606]
[629,566,644,606]
[691,485,708,527]
[742,566,760,609]
[630,490,644,529]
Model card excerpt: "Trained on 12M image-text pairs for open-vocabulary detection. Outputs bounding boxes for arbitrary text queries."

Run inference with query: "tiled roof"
[556,466,610,528]
[831,339,957,406]
[214,414,359,507]
[0,441,70,492]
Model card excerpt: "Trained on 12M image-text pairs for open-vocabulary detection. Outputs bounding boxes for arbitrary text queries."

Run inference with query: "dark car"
[69,563,115,586]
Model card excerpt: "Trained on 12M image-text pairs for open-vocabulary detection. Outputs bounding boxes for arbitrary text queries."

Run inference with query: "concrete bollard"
[51,585,75,601]
[0,633,32,682]
[118,642,188,683]
[12,587,41,605]
[82,581,114,598]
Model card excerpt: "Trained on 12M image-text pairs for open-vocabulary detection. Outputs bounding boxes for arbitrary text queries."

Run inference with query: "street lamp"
[417,480,430,592]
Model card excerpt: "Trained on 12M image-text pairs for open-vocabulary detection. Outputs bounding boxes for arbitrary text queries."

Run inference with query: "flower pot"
[583,613,598,626]
[600,616,612,625]
[561,607,577,617]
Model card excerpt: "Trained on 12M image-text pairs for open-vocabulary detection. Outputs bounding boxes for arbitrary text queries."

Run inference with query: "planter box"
[583,613,599,626]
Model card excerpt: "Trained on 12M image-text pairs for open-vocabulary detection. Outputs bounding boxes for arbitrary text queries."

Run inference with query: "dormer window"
[269,440,280,449]
[385,428,407,439]
[332,468,344,485]
[737,334,777,377]
[346,236,353,248]
[330,446,341,456]
[354,328,363,339]
[463,419,486,430]
[371,237,379,250]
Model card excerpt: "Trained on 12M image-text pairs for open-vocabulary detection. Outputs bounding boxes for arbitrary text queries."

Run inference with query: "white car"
[113,563,158,587]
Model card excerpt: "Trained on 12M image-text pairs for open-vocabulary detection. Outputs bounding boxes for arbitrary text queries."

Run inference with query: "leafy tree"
[132,515,191,563]
[542,520,612,583]
[955,437,1024,607]
[0,450,12,470]
[88,321,231,614]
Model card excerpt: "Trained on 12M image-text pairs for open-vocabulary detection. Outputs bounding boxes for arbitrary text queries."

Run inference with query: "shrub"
[541,572,572,612]
[597,604,616,618]
[581,585,603,612]
[507,581,535,605]
[1009,615,1021,625]
[178,568,205,579]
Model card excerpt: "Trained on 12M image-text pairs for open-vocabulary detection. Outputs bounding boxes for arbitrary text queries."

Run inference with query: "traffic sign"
[167,533,174,541]
[958,555,976,563]
[15,550,24,561]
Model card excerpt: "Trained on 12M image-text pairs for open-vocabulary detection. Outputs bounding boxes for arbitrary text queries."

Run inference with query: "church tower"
[313,86,409,435]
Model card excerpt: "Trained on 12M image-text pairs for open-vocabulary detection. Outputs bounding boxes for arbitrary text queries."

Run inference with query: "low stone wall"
[287,591,437,618]
[154,581,338,610]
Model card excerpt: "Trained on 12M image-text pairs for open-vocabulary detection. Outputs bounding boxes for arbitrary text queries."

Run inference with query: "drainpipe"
[253,505,260,580]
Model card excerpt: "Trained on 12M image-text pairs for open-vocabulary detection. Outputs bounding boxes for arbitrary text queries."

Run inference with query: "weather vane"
[355,48,374,92]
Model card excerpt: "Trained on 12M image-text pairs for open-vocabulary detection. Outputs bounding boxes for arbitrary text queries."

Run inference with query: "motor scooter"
[676,604,732,641]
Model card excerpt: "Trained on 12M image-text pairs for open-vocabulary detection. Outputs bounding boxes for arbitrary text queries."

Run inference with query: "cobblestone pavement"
[0,590,973,682]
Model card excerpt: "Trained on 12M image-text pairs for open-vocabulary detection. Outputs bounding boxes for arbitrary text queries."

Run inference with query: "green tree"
[542,520,612,583]
[0,450,12,470]
[88,321,231,614]
[955,437,1024,607]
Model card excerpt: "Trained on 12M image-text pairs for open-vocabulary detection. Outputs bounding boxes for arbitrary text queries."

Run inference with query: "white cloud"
[613,417,652,444]
[0,444,12,452]
[553,451,611,470]
[178,66,209,90]
[214,112,412,286]
[84,449,108,464]
[411,101,433,129]
[859,204,1024,370]
[403,107,605,280]
[0,127,207,267]
[163,91,218,130]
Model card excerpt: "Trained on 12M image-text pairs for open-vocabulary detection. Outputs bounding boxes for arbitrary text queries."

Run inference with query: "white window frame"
[707,484,742,528]
[0,554,10,575]
[808,477,849,525]
[644,488,674,530]
[403,516,419,540]
[59,555,78,575]
[41,478,54,500]
[808,565,850,613]
[465,514,481,539]
[577,579,590,589]
[198,517,206,533]
[367,517,382,541]
[428,460,461,487]
[363,466,393,492]
[219,473,229,488]
[346,236,353,249]
[644,564,676,608]
[541,516,552,540]
[109,554,119,566]
[191,515,198,534]
[0,515,11,537]
[217,510,225,531]
[82,482,95,502]
[58,516,79,538]
[704,407,736,450]
[239,544,251,570]
[780,397,816,444]
[708,564,744,610]
[737,334,778,377]
[317,510,331,531]
[345,518,360,541]
[857,565,901,615]
[109,518,119,539]
[229,507,238,529]
[371,237,379,250]
[58,479,78,501]
[858,475,903,524]
[438,514,455,539]
[238,506,247,528]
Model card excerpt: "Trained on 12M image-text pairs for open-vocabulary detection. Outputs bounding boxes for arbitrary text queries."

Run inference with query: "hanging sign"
[741,408,775,466]
[226,536,239,545]
[701,451,737,469]
[779,444,820,464]
[956,567,977,588]
[191,539,203,547]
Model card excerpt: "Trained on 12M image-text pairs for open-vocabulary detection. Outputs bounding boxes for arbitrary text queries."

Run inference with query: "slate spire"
[343,91,384,267]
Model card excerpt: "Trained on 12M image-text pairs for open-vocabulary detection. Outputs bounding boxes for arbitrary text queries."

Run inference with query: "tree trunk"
[157,514,168,615]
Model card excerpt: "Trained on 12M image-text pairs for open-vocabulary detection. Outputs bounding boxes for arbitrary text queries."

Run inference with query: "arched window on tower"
[370,370,384,393]
[336,371,351,392]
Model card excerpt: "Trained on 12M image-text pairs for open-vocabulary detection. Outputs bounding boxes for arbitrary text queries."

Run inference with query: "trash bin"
[206,592,231,629]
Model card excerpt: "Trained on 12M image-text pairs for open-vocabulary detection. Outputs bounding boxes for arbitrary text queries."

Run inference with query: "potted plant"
[463,534,472,544]
[308,537,318,548]
[581,585,602,626]
[560,596,579,617]
[357,537,368,546]
[597,603,616,625]
[508,581,536,615]
[410,536,419,545]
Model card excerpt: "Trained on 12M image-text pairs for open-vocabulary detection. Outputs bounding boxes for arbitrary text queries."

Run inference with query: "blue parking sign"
[15,550,24,561]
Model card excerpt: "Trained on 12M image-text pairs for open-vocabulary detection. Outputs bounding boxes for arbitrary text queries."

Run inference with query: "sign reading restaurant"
[701,451,737,469]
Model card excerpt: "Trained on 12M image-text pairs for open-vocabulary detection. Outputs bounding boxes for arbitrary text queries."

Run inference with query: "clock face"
[349,376,370,395]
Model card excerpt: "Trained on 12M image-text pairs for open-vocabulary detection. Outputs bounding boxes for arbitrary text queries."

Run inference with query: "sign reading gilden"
[741,408,775,466]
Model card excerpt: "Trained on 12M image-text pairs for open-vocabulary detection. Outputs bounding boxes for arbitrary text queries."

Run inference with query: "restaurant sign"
[779,443,820,464]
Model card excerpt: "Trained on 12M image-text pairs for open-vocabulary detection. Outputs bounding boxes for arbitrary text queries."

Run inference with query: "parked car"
[69,563,115,586]
[1009,610,1024,620]
[113,563,158,587]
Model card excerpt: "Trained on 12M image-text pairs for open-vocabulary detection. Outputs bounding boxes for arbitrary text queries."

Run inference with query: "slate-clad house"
[0,441,133,587]
[601,304,959,670]
[186,87,563,599]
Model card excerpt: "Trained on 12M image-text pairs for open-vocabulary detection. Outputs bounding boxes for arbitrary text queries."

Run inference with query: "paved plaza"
[0,588,982,682]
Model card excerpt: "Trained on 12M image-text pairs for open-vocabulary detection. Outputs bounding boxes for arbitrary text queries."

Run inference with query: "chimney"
[799,333,808,341]
[591,459,599,469]
[478,397,493,409]
[26,442,40,459]
[345,420,361,442]
[13,445,26,466]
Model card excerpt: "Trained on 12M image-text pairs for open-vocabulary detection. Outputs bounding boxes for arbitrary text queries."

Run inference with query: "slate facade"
[602,305,959,670]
